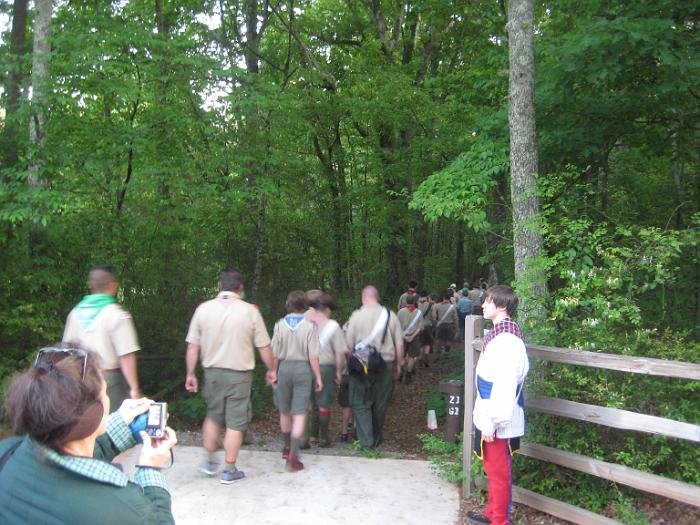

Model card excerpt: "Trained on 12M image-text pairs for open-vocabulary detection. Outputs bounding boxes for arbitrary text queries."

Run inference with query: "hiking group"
[1,263,529,525]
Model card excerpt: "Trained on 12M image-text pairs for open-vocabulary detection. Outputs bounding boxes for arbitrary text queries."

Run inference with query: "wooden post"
[463,315,483,498]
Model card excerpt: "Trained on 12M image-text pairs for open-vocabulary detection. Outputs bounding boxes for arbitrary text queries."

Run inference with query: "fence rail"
[462,315,700,524]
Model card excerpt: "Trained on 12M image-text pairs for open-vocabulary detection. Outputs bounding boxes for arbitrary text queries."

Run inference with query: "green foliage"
[410,140,508,231]
[350,439,384,459]
[419,433,465,484]
[0,4,698,519]
[168,395,207,428]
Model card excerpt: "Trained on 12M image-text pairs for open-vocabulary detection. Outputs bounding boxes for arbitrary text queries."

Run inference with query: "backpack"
[348,307,390,376]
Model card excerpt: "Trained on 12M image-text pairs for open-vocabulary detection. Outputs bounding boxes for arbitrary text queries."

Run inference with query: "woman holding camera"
[0,345,177,524]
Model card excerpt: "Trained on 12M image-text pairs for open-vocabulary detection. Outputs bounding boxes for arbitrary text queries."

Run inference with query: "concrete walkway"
[122,446,460,524]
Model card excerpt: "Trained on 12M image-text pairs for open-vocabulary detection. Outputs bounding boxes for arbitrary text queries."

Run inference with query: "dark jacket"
[0,430,173,524]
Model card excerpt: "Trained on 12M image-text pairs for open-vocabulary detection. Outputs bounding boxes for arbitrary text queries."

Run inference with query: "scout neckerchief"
[283,314,305,331]
[75,294,117,330]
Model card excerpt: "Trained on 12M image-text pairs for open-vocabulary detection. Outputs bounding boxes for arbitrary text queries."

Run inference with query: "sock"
[310,408,320,439]
[225,460,236,472]
[318,409,331,442]
[290,437,301,458]
[283,432,291,448]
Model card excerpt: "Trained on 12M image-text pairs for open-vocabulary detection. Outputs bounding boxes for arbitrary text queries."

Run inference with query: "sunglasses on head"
[34,347,88,380]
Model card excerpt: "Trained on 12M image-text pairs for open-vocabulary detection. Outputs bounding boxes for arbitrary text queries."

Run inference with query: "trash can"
[439,379,465,443]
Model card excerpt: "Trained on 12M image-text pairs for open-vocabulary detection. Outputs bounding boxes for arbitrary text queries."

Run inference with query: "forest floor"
[177,346,699,525]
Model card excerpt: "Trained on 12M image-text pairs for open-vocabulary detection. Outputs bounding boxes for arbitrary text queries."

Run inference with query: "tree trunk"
[27,0,53,186]
[455,221,464,289]
[1,0,29,170]
[507,0,546,330]
[671,132,684,229]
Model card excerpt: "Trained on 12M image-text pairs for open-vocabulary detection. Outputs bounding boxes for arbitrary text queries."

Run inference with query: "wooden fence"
[462,315,700,525]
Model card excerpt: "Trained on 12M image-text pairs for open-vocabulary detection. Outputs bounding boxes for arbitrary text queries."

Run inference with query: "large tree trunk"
[507,0,546,330]
[28,0,54,185]
[1,0,29,170]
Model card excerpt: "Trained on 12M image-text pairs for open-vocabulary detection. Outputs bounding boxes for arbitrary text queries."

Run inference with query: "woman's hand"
[137,427,178,469]
[118,397,152,425]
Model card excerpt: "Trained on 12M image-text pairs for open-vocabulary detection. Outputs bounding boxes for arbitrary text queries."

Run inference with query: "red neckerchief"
[406,304,417,312]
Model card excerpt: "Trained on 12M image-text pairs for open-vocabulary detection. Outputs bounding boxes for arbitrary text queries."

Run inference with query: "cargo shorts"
[202,367,253,431]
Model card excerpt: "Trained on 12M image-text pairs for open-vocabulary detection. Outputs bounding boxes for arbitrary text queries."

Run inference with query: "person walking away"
[63,265,141,409]
[468,282,484,315]
[468,285,529,525]
[417,291,436,367]
[397,294,423,384]
[397,280,418,311]
[185,268,276,484]
[434,289,458,352]
[344,286,403,449]
[271,291,323,472]
[457,290,474,342]
[300,289,323,446]
[308,293,346,446]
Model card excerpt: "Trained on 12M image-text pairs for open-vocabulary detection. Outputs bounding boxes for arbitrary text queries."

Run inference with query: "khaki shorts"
[103,370,129,411]
[203,368,253,431]
[314,364,337,408]
[337,375,350,407]
[275,361,312,415]
[405,338,421,358]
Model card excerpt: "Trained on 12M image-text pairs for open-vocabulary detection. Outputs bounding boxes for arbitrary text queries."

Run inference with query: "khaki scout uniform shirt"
[397,307,423,337]
[271,317,319,362]
[418,300,437,329]
[317,319,347,365]
[186,292,271,371]
[344,304,402,363]
[468,288,482,305]
[63,303,139,370]
[435,301,458,327]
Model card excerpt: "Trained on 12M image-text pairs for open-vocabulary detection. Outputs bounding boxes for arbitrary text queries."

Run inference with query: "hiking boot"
[220,468,245,484]
[282,445,290,460]
[198,459,220,477]
[465,511,489,525]
[285,456,304,473]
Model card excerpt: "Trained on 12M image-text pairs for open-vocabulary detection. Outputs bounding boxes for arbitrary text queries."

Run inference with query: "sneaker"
[282,446,290,460]
[198,459,220,477]
[220,468,245,484]
[465,511,489,525]
[285,456,304,473]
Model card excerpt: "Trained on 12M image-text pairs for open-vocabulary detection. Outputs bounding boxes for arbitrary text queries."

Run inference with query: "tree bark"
[28,0,54,186]
[1,0,29,169]
[507,0,546,330]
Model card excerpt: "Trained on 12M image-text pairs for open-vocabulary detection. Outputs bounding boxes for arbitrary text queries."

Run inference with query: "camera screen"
[147,405,162,426]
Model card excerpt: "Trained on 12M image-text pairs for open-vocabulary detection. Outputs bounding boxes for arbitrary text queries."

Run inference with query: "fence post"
[463,314,483,498]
